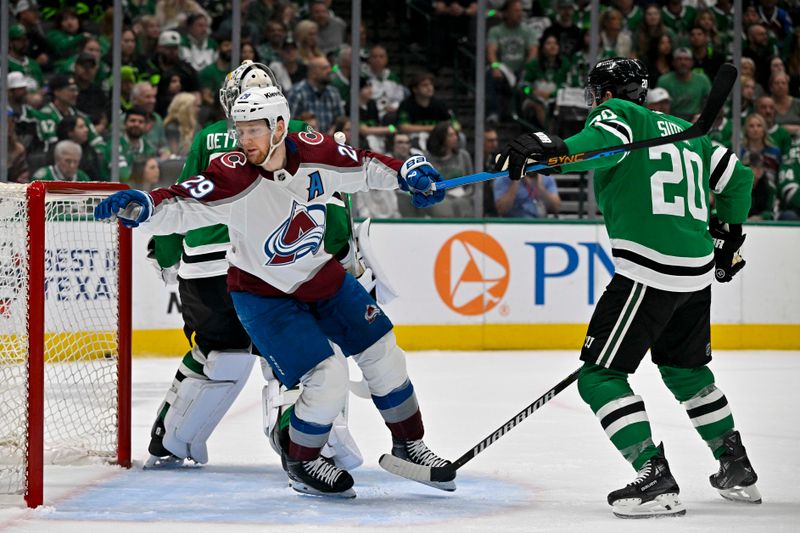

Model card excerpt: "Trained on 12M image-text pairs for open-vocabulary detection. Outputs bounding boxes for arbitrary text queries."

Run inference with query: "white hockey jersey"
[145,131,403,300]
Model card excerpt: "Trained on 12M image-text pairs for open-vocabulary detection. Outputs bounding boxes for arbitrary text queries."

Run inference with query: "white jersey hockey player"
[95,86,452,498]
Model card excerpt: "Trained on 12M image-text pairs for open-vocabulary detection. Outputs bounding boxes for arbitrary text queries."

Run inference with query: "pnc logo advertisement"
[434,231,509,315]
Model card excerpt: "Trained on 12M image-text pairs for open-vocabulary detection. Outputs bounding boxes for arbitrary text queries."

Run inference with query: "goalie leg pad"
[263,370,364,470]
[356,219,399,303]
[161,350,255,463]
[204,349,254,381]
[262,376,301,456]
[321,411,364,470]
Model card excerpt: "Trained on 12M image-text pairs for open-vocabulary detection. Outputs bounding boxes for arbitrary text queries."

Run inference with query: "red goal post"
[0,181,131,508]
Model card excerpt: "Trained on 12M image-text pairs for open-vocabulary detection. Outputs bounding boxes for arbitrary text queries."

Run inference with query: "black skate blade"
[288,479,356,499]
[378,454,457,491]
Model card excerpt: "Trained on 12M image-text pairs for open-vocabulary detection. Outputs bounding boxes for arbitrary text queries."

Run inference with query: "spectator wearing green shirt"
[37,74,105,155]
[657,48,711,121]
[661,0,696,41]
[102,107,157,181]
[709,0,733,36]
[46,9,89,62]
[13,1,49,69]
[8,24,43,88]
[755,95,793,161]
[31,140,90,182]
[199,34,232,119]
[180,13,218,72]
[256,21,287,66]
[521,34,570,129]
[331,45,352,103]
[56,115,104,181]
[486,0,536,122]
[7,72,40,154]
[614,0,642,33]
[131,81,168,155]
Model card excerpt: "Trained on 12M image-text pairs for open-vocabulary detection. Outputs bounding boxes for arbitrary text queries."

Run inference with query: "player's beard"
[245,146,268,166]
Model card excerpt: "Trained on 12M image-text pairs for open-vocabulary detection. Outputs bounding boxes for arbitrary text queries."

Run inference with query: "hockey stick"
[379,367,581,484]
[432,63,738,191]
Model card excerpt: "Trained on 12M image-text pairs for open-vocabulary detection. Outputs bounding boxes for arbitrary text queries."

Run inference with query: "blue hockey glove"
[398,155,446,208]
[709,216,746,283]
[94,189,154,228]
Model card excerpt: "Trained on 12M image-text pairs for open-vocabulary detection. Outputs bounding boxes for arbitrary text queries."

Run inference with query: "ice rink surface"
[1,350,798,533]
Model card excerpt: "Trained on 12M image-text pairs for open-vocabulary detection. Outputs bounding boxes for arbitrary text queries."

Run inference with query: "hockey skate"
[285,455,356,499]
[710,430,762,504]
[608,444,685,518]
[384,438,456,492]
[144,418,193,470]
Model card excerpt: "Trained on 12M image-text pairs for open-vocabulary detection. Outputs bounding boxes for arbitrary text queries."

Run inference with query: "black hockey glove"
[709,216,746,283]
[494,131,567,180]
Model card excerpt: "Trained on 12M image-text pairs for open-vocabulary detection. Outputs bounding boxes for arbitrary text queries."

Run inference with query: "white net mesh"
[0,184,30,495]
[0,185,122,496]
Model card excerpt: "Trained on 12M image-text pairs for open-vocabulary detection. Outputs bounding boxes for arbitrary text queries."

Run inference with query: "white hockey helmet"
[219,60,280,118]
[231,86,290,164]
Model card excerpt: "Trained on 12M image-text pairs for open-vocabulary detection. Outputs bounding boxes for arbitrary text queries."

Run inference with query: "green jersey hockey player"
[495,58,761,518]
[146,61,362,471]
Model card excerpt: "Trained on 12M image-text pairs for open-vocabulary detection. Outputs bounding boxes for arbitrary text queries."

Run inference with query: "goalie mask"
[585,57,649,107]
[219,60,280,118]
[230,86,290,165]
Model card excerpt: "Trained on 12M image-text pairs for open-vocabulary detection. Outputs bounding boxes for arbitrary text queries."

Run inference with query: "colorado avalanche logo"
[364,304,382,324]
[264,201,326,265]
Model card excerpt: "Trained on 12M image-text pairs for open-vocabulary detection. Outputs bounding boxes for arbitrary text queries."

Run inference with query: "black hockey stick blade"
[379,368,581,484]
[434,63,738,191]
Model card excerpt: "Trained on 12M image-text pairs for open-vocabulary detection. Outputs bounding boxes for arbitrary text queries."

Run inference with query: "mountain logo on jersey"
[364,303,381,324]
[263,201,326,266]
[434,231,509,316]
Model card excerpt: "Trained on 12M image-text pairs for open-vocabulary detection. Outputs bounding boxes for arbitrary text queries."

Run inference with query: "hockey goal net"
[0,181,131,508]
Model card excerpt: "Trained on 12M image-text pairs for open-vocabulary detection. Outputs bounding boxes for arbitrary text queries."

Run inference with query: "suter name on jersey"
[559,98,751,292]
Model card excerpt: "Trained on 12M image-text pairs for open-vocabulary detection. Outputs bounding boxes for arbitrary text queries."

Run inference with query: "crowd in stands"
[5,0,800,221]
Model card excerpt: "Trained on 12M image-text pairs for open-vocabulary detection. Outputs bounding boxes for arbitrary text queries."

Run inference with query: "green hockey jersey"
[562,98,752,292]
[36,102,105,153]
[153,119,354,278]
[778,160,800,214]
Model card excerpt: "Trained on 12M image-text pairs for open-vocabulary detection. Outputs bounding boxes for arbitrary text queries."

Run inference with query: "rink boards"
[129,221,800,355]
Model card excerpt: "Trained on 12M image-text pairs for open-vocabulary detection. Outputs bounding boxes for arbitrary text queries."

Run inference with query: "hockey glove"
[709,216,746,283]
[494,131,567,181]
[146,237,179,285]
[398,155,446,208]
[94,189,153,228]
